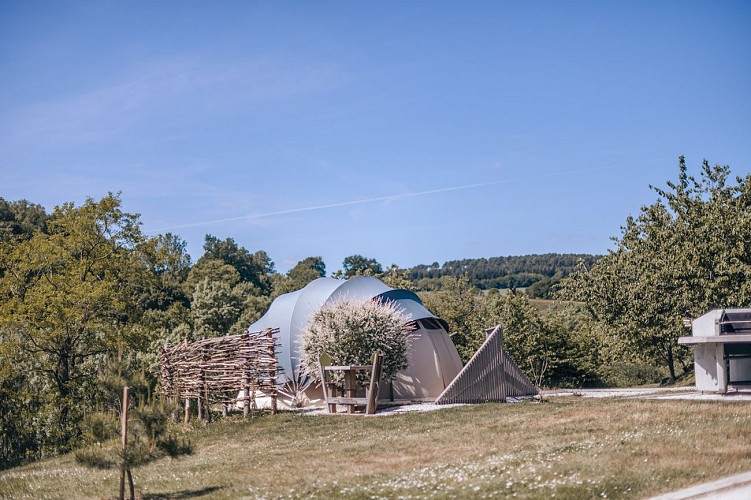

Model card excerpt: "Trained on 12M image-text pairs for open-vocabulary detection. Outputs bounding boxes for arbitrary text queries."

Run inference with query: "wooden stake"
[268,329,277,414]
[184,398,190,425]
[119,386,129,500]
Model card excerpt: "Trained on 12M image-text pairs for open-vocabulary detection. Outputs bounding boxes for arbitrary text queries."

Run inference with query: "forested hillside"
[407,254,602,292]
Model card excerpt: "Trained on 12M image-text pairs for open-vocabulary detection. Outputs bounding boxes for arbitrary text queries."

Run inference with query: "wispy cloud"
[144,165,620,233]
[1,54,347,148]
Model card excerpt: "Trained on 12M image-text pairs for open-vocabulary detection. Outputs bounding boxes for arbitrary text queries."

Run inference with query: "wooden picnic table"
[319,354,385,415]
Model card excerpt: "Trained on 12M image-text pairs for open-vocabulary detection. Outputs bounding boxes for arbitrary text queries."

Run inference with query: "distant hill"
[406,253,602,294]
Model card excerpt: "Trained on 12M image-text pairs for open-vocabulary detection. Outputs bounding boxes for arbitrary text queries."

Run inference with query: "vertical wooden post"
[243,381,249,418]
[119,386,129,500]
[198,346,206,421]
[184,397,190,425]
[267,329,277,414]
[346,369,356,414]
[126,469,135,500]
[366,353,384,415]
[203,376,211,423]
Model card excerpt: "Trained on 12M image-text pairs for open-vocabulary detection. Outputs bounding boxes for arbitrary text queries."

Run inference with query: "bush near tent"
[300,297,412,388]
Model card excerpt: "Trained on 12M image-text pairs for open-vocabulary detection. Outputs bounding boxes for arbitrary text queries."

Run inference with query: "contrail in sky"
[145,166,618,233]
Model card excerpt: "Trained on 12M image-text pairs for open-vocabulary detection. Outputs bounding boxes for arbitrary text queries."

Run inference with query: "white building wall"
[694,344,726,393]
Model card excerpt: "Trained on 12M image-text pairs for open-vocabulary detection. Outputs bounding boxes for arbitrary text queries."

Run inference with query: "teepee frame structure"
[434,325,536,404]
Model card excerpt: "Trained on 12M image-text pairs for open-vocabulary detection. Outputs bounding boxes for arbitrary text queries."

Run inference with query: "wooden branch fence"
[434,324,536,404]
[159,328,280,422]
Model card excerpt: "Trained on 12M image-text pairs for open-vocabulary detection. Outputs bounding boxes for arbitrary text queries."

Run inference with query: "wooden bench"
[318,352,385,415]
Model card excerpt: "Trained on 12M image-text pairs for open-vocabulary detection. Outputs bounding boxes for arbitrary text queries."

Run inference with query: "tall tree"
[277,256,327,294]
[201,235,274,293]
[560,158,751,380]
[0,194,152,451]
[0,198,49,243]
[190,278,242,338]
[380,264,415,291]
[420,275,486,362]
[341,254,383,278]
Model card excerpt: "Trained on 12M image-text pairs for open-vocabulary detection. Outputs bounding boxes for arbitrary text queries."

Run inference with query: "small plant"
[527,351,550,402]
[278,369,314,408]
[75,356,192,500]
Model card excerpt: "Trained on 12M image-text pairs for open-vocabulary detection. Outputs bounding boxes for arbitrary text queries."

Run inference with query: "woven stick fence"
[159,328,280,421]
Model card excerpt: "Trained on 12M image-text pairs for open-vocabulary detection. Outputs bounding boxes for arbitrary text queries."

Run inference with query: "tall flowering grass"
[301,297,412,383]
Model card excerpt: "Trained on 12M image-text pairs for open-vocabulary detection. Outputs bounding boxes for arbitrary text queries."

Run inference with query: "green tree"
[537,303,602,387]
[560,158,751,380]
[485,291,554,390]
[526,271,564,299]
[190,278,242,338]
[341,254,383,278]
[231,282,273,332]
[185,237,277,336]
[380,264,416,291]
[184,259,240,297]
[277,256,326,293]
[0,194,152,452]
[201,235,275,294]
[420,275,486,362]
[0,338,42,468]
[135,233,192,324]
[0,198,49,243]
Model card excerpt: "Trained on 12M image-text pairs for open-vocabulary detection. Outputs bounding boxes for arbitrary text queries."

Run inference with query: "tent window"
[420,318,443,330]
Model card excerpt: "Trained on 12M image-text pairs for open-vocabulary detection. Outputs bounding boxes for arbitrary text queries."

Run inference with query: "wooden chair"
[318,353,337,414]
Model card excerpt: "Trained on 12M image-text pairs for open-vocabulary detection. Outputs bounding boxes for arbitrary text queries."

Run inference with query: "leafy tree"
[301,297,411,384]
[0,194,152,452]
[0,198,49,243]
[184,259,240,297]
[278,256,326,294]
[190,278,242,338]
[341,254,383,278]
[420,276,486,362]
[185,237,277,336]
[485,291,553,391]
[560,158,751,380]
[380,264,416,291]
[526,271,564,299]
[201,235,275,293]
[0,339,43,468]
[135,233,192,318]
[231,282,273,333]
[539,304,602,387]
[420,277,599,387]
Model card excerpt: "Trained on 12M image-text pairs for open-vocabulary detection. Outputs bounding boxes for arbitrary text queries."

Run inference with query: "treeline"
[407,254,602,292]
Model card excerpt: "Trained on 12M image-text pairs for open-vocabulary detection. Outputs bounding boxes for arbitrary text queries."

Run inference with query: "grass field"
[1,397,750,499]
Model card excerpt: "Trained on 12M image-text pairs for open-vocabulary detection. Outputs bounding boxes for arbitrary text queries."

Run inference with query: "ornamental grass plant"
[300,297,413,385]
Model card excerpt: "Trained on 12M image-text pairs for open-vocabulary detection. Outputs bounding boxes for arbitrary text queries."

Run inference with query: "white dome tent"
[248,276,463,402]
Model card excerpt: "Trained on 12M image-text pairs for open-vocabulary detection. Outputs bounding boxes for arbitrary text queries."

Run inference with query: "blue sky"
[1,1,749,273]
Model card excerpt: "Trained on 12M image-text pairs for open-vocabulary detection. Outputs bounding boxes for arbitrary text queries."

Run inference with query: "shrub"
[301,297,412,383]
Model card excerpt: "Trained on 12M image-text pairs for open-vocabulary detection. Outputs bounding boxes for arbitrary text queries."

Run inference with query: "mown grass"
[1,397,750,499]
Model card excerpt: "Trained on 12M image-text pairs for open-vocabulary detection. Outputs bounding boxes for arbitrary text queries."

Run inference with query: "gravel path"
[545,387,751,401]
